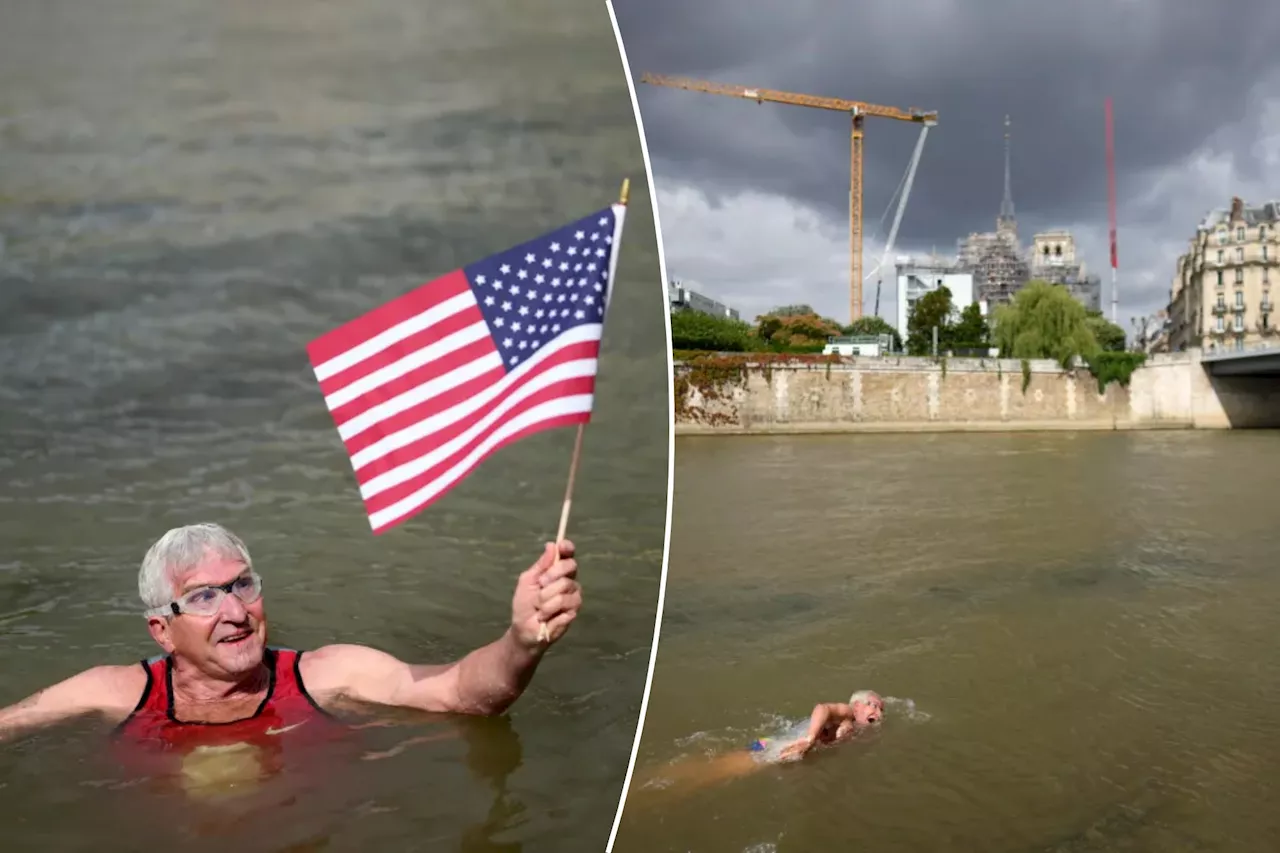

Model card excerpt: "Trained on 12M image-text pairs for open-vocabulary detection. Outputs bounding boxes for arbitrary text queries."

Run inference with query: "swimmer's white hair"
[849,689,880,706]
[138,522,252,614]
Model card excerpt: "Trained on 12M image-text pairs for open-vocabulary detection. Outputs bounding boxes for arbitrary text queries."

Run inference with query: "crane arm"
[640,73,937,124]
[871,123,930,316]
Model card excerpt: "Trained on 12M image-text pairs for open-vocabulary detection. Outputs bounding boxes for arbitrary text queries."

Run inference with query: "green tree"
[992,280,1100,366]
[670,309,753,352]
[1085,311,1127,352]
[757,315,783,342]
[950,303,990,349]
[841,315,903,352]
[906,286,954,355]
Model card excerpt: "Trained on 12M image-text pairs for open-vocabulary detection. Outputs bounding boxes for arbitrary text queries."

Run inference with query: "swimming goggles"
[146,572,263,618]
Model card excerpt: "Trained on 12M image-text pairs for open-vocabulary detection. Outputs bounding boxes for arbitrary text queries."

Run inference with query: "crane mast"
[640,72,937,323]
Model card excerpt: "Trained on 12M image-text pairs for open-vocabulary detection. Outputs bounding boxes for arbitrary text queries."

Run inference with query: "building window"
[1237,247,1245,263]
[1238,226,1246,241]
[1217,296,1227,310]
[1236,290,1245,308]
[1217,270,1225,287]
[1236,336,1246,351]
[1262,225,1269,241]
[1265,245,1270,261]
[1236,268,1245,284]
[1234,314,1245,332]
[1217,249,1225,265]
[1265,268,1271,284]
[1218,228,1228,244]
[1216,315,1225,332]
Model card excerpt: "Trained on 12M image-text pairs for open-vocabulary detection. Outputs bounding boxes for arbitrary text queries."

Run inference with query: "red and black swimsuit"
[114,647,345,755]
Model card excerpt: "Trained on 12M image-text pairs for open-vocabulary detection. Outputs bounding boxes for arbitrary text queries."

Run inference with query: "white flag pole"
[537,178,630,644]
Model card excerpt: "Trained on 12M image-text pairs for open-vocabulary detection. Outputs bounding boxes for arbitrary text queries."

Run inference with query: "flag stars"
[466,210,617,372]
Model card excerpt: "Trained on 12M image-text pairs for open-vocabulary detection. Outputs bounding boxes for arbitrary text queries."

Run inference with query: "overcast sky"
[613,0,1280,329]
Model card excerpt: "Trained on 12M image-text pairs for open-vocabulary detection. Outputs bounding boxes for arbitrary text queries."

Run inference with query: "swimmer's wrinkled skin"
[776,693,884,761]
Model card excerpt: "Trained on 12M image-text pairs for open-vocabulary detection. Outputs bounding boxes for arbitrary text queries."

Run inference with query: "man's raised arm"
[302,541,581,716]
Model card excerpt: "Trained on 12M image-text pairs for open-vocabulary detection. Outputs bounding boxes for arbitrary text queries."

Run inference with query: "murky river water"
[0,2,666,850]
[616,431,1280,852]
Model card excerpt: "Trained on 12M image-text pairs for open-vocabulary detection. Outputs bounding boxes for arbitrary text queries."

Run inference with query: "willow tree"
[992,280,1100,367]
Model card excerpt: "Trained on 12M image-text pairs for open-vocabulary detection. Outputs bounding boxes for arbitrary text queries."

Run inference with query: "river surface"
[615,431,1280,852]
[0,2,667,851]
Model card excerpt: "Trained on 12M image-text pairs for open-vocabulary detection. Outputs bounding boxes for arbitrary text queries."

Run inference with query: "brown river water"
[615,431,1280,853]
[0,2,667,851]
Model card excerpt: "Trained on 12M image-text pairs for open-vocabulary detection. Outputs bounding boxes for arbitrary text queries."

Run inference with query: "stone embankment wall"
[673,351,1280,434]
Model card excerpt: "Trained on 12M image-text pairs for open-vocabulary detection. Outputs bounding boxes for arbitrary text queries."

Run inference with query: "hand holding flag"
[511,540,581,648]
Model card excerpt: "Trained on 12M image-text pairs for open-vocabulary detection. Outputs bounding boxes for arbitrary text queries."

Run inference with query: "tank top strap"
[267,646,331,717]
[138,654,169,715]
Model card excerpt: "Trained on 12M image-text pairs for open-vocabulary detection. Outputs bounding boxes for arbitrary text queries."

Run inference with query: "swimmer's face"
[853,694,884,725]
[146,554,267,679]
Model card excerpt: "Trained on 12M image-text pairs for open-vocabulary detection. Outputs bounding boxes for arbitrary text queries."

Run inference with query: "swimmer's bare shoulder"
[0,664,146,741]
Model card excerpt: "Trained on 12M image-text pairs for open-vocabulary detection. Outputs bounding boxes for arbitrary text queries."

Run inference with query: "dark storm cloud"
[615,0,1280,266]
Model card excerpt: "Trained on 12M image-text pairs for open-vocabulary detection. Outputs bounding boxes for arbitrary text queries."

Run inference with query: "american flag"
[307,204,627,534]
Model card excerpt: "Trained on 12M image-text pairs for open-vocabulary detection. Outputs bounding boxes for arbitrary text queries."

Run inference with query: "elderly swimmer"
[633,690,884,797]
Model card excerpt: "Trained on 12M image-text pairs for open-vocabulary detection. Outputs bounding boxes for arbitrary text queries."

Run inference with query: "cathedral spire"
[997,114,1016,234]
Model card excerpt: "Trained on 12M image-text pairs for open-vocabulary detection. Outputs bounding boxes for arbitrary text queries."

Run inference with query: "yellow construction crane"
[640,72,938,324]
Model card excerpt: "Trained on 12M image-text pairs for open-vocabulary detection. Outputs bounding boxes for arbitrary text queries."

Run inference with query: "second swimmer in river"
[632,690,885,796]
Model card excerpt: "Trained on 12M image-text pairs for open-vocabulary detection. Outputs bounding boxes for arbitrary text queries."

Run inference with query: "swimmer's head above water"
[848,690,884,725]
